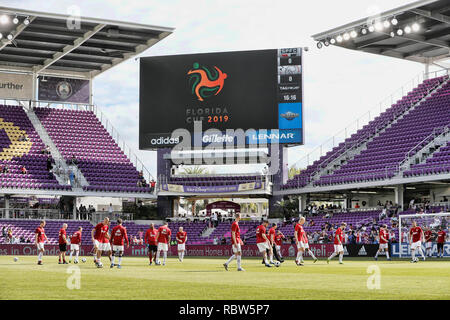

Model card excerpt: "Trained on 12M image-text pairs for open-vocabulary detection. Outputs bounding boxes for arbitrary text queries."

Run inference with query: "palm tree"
[181,166,209,175]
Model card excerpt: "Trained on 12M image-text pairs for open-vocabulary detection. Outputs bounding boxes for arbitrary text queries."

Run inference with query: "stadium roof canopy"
[312,0,450,64]
[0,6,174,79]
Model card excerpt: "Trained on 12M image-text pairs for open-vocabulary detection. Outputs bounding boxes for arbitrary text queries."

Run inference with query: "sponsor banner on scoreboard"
[391,242,450,257]
[0,72,33,99]
[38,76,90,103]
[161,181,264,193]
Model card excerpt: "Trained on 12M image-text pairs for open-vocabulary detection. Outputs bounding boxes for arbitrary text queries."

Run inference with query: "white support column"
[73,197,77,220]
[5,195,10,219]
[257,202,263,215]
[298,195,307,213]
[394,185,404,211]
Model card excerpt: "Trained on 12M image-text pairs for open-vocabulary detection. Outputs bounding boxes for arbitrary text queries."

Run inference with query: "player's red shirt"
[231,221,241,245]
[176,231,187,244]
[157,225,171,244]
[268,227,276,243]
[274,234,284,246]
[58,228,67,244]
[71,231,82,245]
[111,225,129,246]
[424,230,432,242]
[145,228,158,245]
[410,226,423,243]
[334,227,344,245]
[94,223,109,242]
[295,223,305,242]
[256,225,267,243]
[35,226,46,243]
[379,229,388,244]
[437,231,446,243]
[302,232,309,243]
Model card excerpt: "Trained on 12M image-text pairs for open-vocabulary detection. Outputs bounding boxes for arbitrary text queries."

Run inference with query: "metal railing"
[290,69,450,175]
[0,208,60,220]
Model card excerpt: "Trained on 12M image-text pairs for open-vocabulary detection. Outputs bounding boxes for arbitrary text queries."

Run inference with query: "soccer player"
[256,220,275,267]
[110,218,129,269]
[35,220,47,265]
[58,223,68,264]
[374,224,390,260]
[145,223,158,265]
[424,227,433,258]
[294,217,306,266]
[176,226,187,262]
[155,221,171,266]
[268,223,283,263]
[436,227,446,258]
[102,221,113,263]
[327,222,346,264]
[69,227,82,264]
[91,217,110,268]
[409,221,425,263]
[274,230,285,262]
[223,213,244,271]
[300,229,318,263]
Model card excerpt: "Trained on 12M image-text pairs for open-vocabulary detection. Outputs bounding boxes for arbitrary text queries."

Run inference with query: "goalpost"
[398,212,450,258]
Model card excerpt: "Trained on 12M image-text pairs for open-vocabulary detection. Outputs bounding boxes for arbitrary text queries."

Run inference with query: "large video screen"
[139,48,303,149]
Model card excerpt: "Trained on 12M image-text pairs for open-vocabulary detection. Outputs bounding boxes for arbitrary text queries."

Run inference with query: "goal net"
[398,212,449,258]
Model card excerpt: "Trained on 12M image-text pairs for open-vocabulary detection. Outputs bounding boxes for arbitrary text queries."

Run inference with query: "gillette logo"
[151,136,180,145]
[202,134,234,143]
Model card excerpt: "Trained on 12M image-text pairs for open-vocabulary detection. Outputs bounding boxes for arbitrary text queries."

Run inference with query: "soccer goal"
[398,212,450,258]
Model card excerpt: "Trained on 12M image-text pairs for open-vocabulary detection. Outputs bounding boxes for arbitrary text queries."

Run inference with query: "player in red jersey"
[409,221,425,263]
[274,230,285,262]
[256,220,275,267]
[424,227,433,258]
[155,221,171,266]
[294,217,306,266]
[35,220,47,265]
[268,223,283,263]
[300,226,318,264]
[102,220,113,263]
[436,227,447,258]
[223,213,244,271]
[110,218,129,269]
[176,227,188,262]
[327,222,346,264]
[91,217,110,268]
[69,227,82,264]
[145,223,158,265]
[374,224,390,261]
[58,223,69,264]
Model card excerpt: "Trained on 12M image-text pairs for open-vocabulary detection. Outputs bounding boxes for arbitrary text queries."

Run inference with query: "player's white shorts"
[275,245,281,252]
[302,242,310,249]
[36,243,45,250]
[379,243,388,250]
[112,245,124,252]
[297,242,305,250]
[334,244,344,253]
[177,243,185,251]
[232,243,241,254]
[411,241,422,250]
[70,244,79,251]
[98,242,110,251]
[157,243,168,252]
[93,239,100,248]
[257,242,270,253]
[425,242,432,249]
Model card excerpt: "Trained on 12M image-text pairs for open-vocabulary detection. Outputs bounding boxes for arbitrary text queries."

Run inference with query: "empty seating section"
[169,175,261,186]
[404,136,450,177]
[34,107,151,194]
[282,76,448,189]
[0,105,68,191]
[317,77,450,186]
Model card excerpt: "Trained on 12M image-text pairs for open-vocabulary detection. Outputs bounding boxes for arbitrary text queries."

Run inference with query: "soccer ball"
[13,257,18,262]
[81,258,86,263]
[274,261,281,267]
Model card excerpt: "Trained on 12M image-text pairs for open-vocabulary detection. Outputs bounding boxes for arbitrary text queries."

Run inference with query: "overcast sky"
[4,0,446,177]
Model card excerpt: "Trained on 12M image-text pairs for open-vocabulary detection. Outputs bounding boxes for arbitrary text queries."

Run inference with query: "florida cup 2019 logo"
[187,62,227,101]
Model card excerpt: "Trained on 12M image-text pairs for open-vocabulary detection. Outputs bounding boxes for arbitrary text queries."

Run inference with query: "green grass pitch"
[0,256,449,300]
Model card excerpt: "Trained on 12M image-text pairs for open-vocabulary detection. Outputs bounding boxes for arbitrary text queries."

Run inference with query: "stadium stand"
[281,75,448,189]
[169,175,264,187]
[34,107,152,194]
[0,105,70,191]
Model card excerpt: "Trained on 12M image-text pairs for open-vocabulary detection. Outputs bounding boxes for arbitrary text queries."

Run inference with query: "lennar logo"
[151,137,180,145]
[187,62,227,101]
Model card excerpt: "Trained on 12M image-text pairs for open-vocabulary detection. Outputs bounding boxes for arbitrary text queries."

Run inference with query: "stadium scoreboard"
[139,48,303,149]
